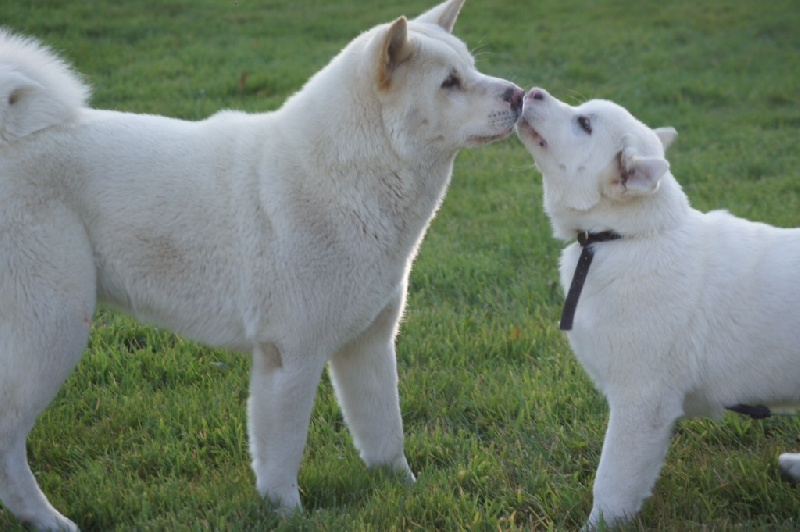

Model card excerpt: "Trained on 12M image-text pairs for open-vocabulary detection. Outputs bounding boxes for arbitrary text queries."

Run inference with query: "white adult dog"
[516,87,800,528]
[0,1,524,529]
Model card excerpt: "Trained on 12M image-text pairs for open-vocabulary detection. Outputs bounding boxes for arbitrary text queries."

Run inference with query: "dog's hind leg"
[0,432,78,531]
[247,342,326,512]
[328,291,414,481]
[0,208,95,530]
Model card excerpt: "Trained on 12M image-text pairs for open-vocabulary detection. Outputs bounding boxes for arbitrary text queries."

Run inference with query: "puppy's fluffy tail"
[0,28,90,145]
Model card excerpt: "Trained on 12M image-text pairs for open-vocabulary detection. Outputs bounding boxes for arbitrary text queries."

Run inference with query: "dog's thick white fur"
[0,2,524,529]
[517,88,800,528]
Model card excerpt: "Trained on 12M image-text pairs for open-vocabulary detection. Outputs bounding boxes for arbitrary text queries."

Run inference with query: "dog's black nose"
[503,86,525,114]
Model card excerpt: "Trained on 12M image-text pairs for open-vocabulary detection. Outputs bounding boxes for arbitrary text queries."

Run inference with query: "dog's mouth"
[468,125,515,145]
[469,105,524,145]
[516,117,547,148]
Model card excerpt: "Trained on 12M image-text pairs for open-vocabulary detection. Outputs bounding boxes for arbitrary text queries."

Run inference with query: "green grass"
[2,0,800,529]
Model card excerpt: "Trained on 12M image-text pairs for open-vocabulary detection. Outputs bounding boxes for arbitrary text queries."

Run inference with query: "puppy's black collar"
[559,231,622,331]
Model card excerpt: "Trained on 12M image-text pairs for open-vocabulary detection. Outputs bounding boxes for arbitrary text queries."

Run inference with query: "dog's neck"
[550,171,692,242]
[556,174,693,331]
[577,230,622,246]
[559,230,622,331]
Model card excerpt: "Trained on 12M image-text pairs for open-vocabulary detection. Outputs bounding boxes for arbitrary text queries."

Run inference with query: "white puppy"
[516,87,800,528]
[0,1,524,529]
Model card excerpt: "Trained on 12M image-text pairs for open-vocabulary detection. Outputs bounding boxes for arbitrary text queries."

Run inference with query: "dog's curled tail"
[0,28,90,145]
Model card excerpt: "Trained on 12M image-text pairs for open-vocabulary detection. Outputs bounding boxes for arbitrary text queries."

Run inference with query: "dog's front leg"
[247,342,326,513]
[328,290,414,481]
[587,393,682,529]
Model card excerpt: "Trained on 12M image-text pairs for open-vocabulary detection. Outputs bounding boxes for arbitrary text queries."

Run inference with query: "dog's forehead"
[578,99,633,121]
[579,99,657,140]
[408,22,475,67]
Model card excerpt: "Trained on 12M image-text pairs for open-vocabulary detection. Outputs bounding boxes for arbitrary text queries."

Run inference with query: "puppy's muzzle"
[525,87,548,102]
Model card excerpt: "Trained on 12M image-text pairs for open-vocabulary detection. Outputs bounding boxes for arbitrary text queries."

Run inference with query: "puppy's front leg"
[248,342,326,512]
[587,393,683,529]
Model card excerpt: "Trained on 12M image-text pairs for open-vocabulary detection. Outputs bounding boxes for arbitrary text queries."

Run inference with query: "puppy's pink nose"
[527,87,547,101]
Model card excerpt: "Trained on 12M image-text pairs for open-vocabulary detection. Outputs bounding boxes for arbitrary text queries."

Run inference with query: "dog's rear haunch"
[0,2,523,529]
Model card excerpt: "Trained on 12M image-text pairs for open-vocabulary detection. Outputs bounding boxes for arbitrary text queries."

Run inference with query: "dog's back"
[679,209,800,412]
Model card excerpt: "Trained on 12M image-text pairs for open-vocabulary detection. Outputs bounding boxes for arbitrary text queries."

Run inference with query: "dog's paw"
[391,455,416,484]
[400,464,417,485]
[261,485,303,515]
[778,453,800,483]
[365,452,416,483]
[585,504,634,531]
[23,512,78,532]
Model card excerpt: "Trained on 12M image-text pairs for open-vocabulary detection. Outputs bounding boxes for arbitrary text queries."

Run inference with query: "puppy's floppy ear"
[617,146,670,196]
[415,0,465,33]
[377,17,412,90]
[654,127,678,150]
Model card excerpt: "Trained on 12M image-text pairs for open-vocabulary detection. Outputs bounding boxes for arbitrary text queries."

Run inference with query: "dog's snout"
[526,87,547,101]
[503,86,525,114]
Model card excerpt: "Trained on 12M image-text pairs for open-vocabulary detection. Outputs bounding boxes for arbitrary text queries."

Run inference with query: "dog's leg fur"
[0,436,76,531]
[247,342,327,511]
[0,207,95,531]
[778,453,800,483]
[328,289,414,479]
[588,392,683,528]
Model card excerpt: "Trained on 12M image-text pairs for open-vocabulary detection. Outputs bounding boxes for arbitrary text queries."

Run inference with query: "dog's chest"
[558,241,650,385]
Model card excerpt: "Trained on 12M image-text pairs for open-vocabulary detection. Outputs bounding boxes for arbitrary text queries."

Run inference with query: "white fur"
[778,453,800,483]
[517,88,800,528]
[0,2,523,529]
[0,30,89,145]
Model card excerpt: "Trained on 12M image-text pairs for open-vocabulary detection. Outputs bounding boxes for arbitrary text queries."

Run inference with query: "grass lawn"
[2,0,799,529]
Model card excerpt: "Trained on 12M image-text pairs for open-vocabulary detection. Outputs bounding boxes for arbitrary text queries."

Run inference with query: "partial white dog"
[0,1,524,529]
[516,87,800,528]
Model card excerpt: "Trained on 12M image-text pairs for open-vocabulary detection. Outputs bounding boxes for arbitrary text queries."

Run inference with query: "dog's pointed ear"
[654,127,678,150]
[617,147,670,196]
[415,0,465,33]
[377,17,412,90]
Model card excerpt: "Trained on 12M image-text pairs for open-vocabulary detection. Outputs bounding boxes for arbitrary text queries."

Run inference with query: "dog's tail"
[0,28,90,146]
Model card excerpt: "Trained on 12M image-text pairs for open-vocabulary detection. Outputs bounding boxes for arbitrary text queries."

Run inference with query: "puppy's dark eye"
[577,115,592,134]
[441,73,461,90]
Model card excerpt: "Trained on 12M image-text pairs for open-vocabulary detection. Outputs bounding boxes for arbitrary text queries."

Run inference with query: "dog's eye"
[441,73,461,90]
[577,115,593,134]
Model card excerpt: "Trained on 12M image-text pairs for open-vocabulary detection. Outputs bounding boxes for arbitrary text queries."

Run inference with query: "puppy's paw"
[778,453,800,483]
[586,504,635,530]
